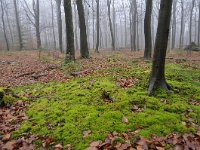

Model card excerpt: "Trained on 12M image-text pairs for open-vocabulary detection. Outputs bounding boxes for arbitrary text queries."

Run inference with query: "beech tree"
[76,0,89,58]
[95,0,100,53]
[64,0,75,62]
[148,0,173,95]
[144,0,153,59]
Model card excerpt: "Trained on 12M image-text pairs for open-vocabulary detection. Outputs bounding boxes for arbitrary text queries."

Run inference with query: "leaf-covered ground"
[0,50,200,149]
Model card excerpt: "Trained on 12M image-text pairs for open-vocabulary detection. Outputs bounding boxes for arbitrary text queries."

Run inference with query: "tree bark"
[76,0,89,58]
[148,0,173,95]
[13,0,23,50]
[107,0,115,51]
[0,0,9,51]
[50,0,56,50]
[95,0,100,53]
[171,0,177,49]
[64,0,75,62]
[198,2,200,46]
[34,0,41,49]
[144,0,152,59]
[55,0,63,53]
[189,0,195,44]
[179,0,184,48]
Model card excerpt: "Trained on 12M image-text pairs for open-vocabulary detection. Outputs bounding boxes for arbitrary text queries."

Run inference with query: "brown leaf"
[122,116,129,124]
[2,133,11,142]
[90,141,102,147]
[55,143,63,150]
[83,130,92,138]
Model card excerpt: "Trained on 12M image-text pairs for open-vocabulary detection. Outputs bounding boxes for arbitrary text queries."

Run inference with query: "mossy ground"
[11,54,200,149]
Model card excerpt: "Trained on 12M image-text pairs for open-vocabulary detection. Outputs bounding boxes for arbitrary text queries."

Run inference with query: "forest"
[0,0,200,149]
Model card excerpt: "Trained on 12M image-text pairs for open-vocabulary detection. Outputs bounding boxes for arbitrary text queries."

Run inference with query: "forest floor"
[0,50,200,150]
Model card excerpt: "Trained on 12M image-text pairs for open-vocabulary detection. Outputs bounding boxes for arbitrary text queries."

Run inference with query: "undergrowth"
[12,61,200,149]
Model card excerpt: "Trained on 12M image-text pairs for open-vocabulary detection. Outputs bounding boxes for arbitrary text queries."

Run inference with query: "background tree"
[55,0,63,53]
[76,0,89,58]
[64,0,75,62]
[148,0,173,95]
[144,0,152,59]
[95,0,100,53]
[0,0,9,51]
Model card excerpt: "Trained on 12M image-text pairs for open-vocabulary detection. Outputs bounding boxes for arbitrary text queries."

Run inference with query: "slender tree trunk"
[76,0,89,58]
[50,0,56,50]
[13,0,23,50]
[198,2,200,46]
[144,0,153,59]
[189,0,195,44]
[0,0,9,51]
[179,0,184,48]
[107,0,115,51]
[95,0,100,53]
[34,0,41,49]
[64,0,75,62]
[171,0,177,49]
[148,0,173,95]
[55,0,63,53]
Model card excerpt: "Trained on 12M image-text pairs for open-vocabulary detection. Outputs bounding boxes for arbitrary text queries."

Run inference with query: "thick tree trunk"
[0,0,9,51]
[76,0,89,58]
[148,0,173,95]
[95,0,100,53]
[13,0,23,50]
[171,0,177,49]
[55,0,63,53]
[144,0,152,59]
[64,0,75,62]
[107,0,115,51]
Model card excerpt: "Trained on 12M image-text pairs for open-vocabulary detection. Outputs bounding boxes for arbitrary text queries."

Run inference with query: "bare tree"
[171,0,177,49]
[144,0,153,59]
[0,0,9,51]
[50,0,56,50]
[179,0,185,48]
[107,0,115,51]
[55,0,63,53]
[148,0,173,95]
[23,0,41,49]
[95,0,100,53]
[13,0,23,50]
[189,0,195,44]
[76,0,89,58]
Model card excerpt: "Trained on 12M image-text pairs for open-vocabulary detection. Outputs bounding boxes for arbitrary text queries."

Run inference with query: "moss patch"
[13,62,200,149]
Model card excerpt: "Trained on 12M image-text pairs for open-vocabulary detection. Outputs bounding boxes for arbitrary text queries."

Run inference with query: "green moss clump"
[12,62,200,149]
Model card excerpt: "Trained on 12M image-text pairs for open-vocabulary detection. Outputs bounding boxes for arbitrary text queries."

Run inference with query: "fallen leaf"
[122,116,129,124]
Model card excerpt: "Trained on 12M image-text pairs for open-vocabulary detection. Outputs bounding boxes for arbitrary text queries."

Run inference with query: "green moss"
[12,62,200,149]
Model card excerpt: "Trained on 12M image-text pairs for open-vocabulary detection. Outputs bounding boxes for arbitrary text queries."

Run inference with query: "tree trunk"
[55,0,63,53]
[171,0,177,49]
[13,0,23,50]
[107,0,115,51]
[50,0,56,50]
[144,0,152,59]
[189,0,195,44]
[179,0,184,48]
[148,0,173,95]
[64,0,75,62]
[0,0,9,51]
[34,0,41,49]
[95,0,100,53]
[198,2,200,46]
[76,0,89,58]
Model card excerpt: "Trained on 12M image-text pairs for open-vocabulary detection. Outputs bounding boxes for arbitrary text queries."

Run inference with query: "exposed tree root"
[148,78,172,95]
